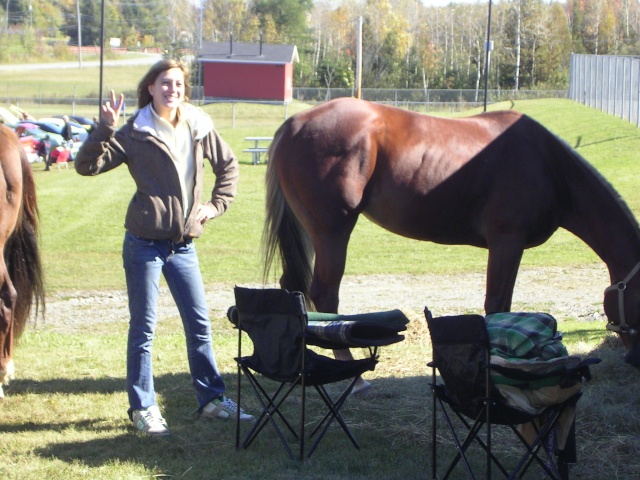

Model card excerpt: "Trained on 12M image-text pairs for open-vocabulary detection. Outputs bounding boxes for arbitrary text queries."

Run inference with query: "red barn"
[197,41,299,102]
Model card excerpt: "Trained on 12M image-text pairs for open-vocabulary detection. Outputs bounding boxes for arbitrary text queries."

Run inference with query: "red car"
[14,129,41,163]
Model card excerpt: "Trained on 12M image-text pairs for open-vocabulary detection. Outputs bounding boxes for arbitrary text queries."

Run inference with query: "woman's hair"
[137,59,191,109]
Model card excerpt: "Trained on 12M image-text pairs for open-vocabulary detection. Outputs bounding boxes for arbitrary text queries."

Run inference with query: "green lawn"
[1,98,639,479]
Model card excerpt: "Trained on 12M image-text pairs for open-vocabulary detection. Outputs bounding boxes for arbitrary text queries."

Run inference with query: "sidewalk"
[0,53,162,72]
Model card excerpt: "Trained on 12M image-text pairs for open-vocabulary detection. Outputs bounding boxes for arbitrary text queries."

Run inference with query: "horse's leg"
[484,234,525,314]
[309,224,354,313]
[309,223,372,394]
[0,269,17,391]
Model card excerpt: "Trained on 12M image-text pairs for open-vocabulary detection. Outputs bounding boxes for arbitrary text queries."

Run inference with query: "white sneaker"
[131,405,170,436]
[201,395,254,421]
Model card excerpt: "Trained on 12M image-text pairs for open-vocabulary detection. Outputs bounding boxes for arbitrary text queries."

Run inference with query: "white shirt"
[150,105,196,219]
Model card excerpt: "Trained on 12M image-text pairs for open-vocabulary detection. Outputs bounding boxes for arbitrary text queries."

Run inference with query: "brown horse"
[263,97,640,366]
[0,123,45,397]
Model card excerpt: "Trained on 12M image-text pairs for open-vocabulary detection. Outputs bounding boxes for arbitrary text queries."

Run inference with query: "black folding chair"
[426,310,599,479]
[229,286,387,460]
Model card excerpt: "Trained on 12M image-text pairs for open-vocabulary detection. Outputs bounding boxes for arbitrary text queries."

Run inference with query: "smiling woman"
[73,58,251,436]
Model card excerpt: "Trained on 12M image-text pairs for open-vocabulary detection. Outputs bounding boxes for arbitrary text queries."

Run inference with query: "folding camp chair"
[228,286,407,460]
[426,310,599,480]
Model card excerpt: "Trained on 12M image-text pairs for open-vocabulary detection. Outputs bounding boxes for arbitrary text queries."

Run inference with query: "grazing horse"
[263,97,640,366]
[0,123,45,397]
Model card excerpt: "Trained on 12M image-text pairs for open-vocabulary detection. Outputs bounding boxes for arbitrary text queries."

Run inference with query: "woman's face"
[148,67,185,117]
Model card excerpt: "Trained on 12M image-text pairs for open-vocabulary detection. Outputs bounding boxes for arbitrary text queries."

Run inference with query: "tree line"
[2,0,640,91]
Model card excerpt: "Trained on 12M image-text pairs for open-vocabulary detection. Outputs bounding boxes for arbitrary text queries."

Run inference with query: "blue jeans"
[123,231,225,414]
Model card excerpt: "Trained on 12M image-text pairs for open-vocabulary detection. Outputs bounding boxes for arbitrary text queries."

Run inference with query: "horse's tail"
[262,127,314,300]
[5,149,45,338]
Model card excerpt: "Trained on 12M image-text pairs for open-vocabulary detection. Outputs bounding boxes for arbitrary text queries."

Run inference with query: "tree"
[202,0,260,43]
[63,0,123,47]
[252,0,313,40]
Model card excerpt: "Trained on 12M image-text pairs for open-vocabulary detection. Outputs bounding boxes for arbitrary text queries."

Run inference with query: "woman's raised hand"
[101,89,124,127]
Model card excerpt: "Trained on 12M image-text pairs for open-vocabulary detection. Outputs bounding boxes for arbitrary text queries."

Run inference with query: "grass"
[1,98,640,479]
[0,57,154,100]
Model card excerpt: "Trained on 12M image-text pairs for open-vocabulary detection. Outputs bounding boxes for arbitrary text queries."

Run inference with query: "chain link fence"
[291,88,566,112]
[1,86,568,128]
[1,84,566,115]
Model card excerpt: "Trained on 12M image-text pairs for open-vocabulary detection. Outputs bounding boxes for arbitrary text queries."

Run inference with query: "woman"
[75,59,252,436]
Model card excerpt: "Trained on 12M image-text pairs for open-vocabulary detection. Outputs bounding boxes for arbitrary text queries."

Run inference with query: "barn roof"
[197,41,299,65]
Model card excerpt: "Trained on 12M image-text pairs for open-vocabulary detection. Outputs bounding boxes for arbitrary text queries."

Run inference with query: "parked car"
[38,117,89,142]
[53,115,96,132]
[15,123,64,161]
[19,119,83,158]
[12,128,40,163]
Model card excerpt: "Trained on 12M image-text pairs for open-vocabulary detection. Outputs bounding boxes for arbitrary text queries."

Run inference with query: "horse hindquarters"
[0,124,44,393]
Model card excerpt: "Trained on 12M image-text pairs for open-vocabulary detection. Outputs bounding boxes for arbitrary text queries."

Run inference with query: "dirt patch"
[38,264,611,332]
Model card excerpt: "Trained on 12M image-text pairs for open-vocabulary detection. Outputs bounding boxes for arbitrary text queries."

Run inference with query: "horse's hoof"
[351,382,375,397]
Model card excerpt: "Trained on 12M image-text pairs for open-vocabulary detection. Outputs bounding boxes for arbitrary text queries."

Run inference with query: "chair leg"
[434,397,510,480]
[247,380,300,442]
[305,379,361,459]
[239,367,301,461]
[299,380,305,461]
[236,358,241,451]
[508,409,566,480]
[235,367,367,461]
[557,419,576,480]
[431,375,437,480]
[309,381,356,439]
[435,398,479,479]
[486,399,492,480]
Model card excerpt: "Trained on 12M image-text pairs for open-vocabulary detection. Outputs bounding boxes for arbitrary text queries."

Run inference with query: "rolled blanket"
[306,309,409,348]
[227,305,410,349]
[485,312,568,361]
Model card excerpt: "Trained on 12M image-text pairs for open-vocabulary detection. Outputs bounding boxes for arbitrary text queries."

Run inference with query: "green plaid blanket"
[485,312,568,361]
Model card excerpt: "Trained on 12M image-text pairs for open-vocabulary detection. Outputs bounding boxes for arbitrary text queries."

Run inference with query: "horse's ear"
[424,307,433,321]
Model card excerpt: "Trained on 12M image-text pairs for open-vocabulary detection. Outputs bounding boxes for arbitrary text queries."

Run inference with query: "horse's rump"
[269,98,565,248]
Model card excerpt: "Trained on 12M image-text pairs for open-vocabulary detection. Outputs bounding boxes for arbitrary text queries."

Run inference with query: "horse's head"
[603,262,640,366]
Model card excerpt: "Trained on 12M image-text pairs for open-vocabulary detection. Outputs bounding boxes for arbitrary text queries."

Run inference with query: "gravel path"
[38,264,611,331]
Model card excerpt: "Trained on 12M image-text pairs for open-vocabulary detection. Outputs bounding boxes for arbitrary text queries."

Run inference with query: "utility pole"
[199,2,203,50]
[483,0,493,112]
[355,16,363,99]
[98,0,105,115]
[77,0,82,68]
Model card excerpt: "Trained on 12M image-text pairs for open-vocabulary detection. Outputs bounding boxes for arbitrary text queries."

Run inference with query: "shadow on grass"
[6,372,431,479]
[7,376,123,396]
[5,338,640,479]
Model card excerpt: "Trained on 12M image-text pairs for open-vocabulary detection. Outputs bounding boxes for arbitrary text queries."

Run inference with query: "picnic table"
[243,136,273,165]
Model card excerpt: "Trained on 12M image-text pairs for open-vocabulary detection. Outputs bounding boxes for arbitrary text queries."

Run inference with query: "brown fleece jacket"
[75,103,239,243]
